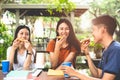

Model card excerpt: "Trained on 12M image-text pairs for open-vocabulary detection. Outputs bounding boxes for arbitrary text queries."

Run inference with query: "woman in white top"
[7,25,35,70]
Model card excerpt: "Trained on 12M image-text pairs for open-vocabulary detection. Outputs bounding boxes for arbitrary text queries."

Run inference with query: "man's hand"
[80,38,90,55]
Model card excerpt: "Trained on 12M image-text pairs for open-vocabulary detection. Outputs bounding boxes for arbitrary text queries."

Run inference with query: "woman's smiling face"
[57,22,70,38]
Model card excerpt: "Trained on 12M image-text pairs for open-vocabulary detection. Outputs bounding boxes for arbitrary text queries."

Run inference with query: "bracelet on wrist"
[81,50,85,53]
[27,53,32,55]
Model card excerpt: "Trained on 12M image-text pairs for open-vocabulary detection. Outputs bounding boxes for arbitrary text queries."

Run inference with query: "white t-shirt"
[7,46,35,70]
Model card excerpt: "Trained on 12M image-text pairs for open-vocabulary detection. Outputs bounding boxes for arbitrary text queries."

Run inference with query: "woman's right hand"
[12,38,21,49]
[55,35,67,48]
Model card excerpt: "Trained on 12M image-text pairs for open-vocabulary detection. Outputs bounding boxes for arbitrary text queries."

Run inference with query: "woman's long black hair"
[11,25,31,64]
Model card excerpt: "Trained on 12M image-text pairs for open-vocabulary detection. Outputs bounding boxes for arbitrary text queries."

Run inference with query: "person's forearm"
[9,47,16,70]
[23,51,33,70]
[76,72,101,80]
[75,71,91,80]
[86,54,99,77]
[51,48,60,69]
[64,52,76,62]
[9,50,15,64]
[23,55,32,70]
[56,52,76,70]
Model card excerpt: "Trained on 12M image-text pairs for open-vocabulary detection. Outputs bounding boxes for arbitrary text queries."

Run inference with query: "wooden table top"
[0,70,80,80]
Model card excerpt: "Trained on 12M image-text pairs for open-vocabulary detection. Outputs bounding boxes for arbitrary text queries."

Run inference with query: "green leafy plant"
[0,22,13,62]
[89,41,103,59]
[47,0,76,16]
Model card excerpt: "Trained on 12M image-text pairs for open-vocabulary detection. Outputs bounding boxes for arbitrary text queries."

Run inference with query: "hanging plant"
[47,0,76,17]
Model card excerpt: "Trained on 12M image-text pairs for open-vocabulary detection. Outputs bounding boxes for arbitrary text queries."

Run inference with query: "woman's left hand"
[24,40,32,51]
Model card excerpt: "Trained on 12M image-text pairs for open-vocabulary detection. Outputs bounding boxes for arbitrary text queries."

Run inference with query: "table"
[0,71,80,80]
[37,71,79,80]
[0,71,4,80]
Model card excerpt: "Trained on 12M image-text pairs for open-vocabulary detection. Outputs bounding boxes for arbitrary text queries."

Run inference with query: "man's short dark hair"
[92,15,117,36]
